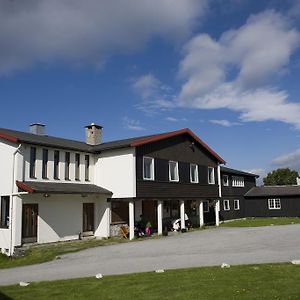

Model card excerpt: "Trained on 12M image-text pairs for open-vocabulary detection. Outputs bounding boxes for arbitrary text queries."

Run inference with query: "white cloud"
[272,148,300,171]
[0,0,207,75]
[165,117,187,122]
[123,117,145,131]
[209,119,241,127]
[176,10,300,130]
[132,74,161,100]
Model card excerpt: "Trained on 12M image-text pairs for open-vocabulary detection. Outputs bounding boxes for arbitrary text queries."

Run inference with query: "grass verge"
[0,263,300,299]
[220,217,300,227]
[0,237,129,269]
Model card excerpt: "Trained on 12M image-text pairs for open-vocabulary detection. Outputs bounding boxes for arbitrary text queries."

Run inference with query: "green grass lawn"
[220,217,300,227]
[0,263,299,299]
[0,237,129,269]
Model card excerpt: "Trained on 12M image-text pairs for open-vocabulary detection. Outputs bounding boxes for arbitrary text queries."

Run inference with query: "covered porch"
[110,198,221,240]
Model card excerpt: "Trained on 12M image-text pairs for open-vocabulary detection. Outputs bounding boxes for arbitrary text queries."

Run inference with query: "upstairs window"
[75,153,80,180]
[268,198,281,210]
[85,155,90,181]
[190,164,199,183]
[65,152,70,180]
[232,176,244,187]
[208,167,215,184]
[223,199,230,211]
[223,175,229,186]
[42,149,48,179]
[169,161,179,182]
[143,157,154,180]
[0,196,10,228]
[54,150,60,179]
[29,147,36,178]
[234,199,240,210]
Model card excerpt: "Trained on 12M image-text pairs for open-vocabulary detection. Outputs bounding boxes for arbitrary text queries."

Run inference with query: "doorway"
[83,203,94,235]
[22,204,38,243]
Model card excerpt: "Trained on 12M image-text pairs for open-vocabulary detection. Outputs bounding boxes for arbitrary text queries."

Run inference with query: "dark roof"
[221,166,259,177]
[245,185,300,197]
[16,181,112,195]
[0,127,225,163]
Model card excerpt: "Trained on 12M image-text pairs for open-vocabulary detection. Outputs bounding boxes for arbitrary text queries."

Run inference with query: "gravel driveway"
[0,224,300,286]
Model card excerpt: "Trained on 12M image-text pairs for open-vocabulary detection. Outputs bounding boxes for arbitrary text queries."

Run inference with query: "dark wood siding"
[245,197,300,217]
[136,134,219,199]
[219,197,246,221]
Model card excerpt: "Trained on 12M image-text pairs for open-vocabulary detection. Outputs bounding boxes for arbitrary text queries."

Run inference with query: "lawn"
[0,263,299,299]
[220,217,300,227]
[0,237,129,269]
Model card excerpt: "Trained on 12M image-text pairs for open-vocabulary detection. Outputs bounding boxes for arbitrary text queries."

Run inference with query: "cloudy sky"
[1,0,300,182]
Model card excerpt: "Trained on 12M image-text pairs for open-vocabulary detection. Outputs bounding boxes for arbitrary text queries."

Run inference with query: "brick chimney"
[85,123,102,145]
[30,123,45,135]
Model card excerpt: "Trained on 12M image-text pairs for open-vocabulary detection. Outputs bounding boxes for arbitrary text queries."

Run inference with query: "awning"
[16,180,112,195]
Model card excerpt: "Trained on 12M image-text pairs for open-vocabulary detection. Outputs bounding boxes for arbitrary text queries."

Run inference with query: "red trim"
[0,133,18,144]
[130,128,225,164]
[16,180,34,193]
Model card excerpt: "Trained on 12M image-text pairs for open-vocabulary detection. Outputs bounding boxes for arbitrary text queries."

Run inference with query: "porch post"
[129,201,135,240]
[199,200,204,228]
[180,200,185,230]
[215,200,220,227]
[157,200,163,235]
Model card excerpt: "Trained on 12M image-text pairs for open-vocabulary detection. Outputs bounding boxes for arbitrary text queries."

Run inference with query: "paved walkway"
[1,224,300,286]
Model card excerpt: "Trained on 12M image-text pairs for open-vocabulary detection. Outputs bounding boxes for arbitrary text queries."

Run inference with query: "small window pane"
[190,164,198,183]
[65,152,70,180]
[85,155,90,181]
[0,196,10,228]
[234,199,240,210]
[75,153,80,180]
[169,161,179,182]
[223,175,228,186]
[29,147,36,178]
[143,157,154,180]
[54,150,60,179]
[208,167,215,184]
[223,200,230,211]
[42,149,48,179]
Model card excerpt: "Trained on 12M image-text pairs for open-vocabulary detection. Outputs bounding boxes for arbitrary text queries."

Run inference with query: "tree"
[263,168,299,186]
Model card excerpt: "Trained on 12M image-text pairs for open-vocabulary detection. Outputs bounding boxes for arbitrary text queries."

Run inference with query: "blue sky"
[1,0,300,182]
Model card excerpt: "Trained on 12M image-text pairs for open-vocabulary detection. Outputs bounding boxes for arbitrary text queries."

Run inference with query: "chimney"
[85,123,102,145]
[30,123,46,135]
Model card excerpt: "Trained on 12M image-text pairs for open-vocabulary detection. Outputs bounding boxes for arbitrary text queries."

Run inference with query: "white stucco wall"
[22,194,110,244]
[95,148,136,198]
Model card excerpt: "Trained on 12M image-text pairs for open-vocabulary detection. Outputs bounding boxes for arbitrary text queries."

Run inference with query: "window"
[232,176,244,187]
[29,147,36,178]
[54,150,60,179]
[223,175,229,186]
[268,198,281,210]
[234,199,240,210]
[169,161,179,182]
[190,164,199,183]
[75,153,80,180]
[65,152,70,180]
[85,155,90,181]
[42,149,48,179]
[0,196,10,228]
[143,157,154,180]
[223,199,230,211]
[208,167,215,184]
[203,200,209,213]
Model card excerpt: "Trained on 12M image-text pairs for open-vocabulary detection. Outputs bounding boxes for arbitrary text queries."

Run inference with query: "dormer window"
[143,157,154,180]
[208,167,215,184]
[169,161,179,182]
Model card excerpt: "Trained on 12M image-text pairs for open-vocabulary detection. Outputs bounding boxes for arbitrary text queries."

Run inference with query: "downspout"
[9,144,22,257]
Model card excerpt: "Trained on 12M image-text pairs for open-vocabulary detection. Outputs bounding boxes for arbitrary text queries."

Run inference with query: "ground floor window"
[268,198,281,210]
[234,199,240,210]
[0,196,10,228]
[223,199,230,211]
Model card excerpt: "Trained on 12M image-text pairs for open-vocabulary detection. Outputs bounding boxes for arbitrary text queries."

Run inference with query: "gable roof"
[0,127,225,163]
[16,181,112,195]
[221,166,259,178]
[245,185,300,197]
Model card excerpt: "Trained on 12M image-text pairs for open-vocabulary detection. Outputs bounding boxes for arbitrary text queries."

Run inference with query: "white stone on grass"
[221,263,230,268]
[19,281,30,287]
[95,273,103,279]
[155,269,165,273]
[291,260,300,265]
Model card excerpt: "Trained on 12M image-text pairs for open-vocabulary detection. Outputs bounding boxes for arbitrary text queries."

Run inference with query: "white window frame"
[223,199,230,211]
[208,167,215,184]
[203,200,209,213]
[190,164,199,183]
[223,175,229,186]
[268,198,281,210]
[232,176,244,187]
[143,156,154,181]
[234,199,240,210]
[169,161,179,182]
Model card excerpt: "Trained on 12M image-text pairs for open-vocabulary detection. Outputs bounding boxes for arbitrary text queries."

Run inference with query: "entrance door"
[22,204,38,243]
[83,203,94,235]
